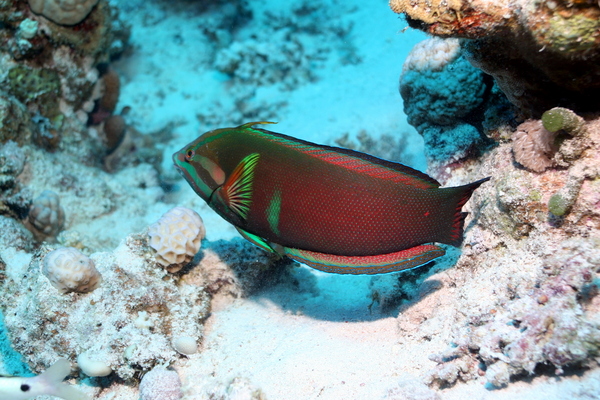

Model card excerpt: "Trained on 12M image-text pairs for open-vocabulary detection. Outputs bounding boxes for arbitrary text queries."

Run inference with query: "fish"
[0,358,88,400]
[173,121,489,275]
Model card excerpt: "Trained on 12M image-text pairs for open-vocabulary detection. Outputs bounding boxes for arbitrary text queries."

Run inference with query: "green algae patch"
[6,65,61,118]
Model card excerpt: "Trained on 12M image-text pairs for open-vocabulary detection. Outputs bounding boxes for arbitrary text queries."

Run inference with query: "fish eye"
[185,149,195,161]
[20,384,30,392]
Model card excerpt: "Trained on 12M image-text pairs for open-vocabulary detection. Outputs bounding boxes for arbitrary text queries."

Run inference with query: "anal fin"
[283,245,445,275]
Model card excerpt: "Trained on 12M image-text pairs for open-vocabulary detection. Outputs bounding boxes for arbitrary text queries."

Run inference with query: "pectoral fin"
[283,244,445,275]
[217,153,260,220]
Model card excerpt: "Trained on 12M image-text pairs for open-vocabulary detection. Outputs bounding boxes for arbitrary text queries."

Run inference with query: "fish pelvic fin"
[236,227,276,254]
[442,177,491,247]
[220,153,260,220]
[284,245,445,275]
[40,359,89,400]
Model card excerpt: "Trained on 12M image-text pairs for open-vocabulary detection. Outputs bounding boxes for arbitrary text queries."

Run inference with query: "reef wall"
[392,0,600,389]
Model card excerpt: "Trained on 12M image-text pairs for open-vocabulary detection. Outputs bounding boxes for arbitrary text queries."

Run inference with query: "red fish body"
[174,122,489,274]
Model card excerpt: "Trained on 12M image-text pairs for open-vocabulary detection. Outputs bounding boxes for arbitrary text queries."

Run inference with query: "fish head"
[173,128,228,202]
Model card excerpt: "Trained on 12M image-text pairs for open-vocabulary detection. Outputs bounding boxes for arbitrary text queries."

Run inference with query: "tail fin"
[442,177,490,247]
[40,359,89,400]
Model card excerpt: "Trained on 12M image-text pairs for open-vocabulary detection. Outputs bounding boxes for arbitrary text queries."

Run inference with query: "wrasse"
[174,122,489,275]
[0,359,88,400]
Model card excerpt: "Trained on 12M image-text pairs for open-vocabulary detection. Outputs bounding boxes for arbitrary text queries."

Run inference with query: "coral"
[512,114,593,173]
[39,0,130,58]
[27,190,65,240]
[512,120,555,173]
[416,113,600,389]
[102,114,126,152]
[391,0,600,116]
[542,107,586,136]
[213,0,356,89]
[28,0,100,25]
[139,367,183,400]
[6,65,62,118]
[420,124,482,163]
[0,93,34,145]
[18,18,38,40]
[547,193,570,217]
[399,37,489,164]
[214,34,315,90]
[89,67,121,125]
[400,38,486,128]
[0,141,25,190]
[0,234,210,381]
[389,0,463,25]
[42,247,102,294]
[148,207,206,273]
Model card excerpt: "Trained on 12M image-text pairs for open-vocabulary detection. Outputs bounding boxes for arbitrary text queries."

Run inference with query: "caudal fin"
[40,359,89,400]
[441,177,490,247]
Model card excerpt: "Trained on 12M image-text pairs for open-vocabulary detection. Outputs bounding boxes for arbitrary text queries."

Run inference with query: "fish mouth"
[172,151,185,175]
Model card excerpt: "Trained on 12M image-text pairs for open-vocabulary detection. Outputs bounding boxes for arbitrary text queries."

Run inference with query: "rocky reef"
[390,0,600,117]
[392,0,600,391]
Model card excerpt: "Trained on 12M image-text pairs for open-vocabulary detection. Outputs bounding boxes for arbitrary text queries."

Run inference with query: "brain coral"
[28,0,100,25]
[28,190,65,239]
[148,207,205,273]
[42,247,101,293]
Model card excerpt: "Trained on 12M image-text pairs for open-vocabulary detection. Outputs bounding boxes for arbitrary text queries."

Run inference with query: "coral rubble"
[0,234,210,381]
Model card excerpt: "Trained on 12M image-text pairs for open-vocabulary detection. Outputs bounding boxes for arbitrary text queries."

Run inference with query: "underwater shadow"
[246,246,461,323]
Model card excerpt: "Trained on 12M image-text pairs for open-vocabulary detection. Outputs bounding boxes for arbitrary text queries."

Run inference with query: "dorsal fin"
[246,126,440,189]
[219,153,260,219]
